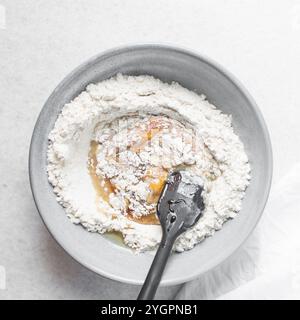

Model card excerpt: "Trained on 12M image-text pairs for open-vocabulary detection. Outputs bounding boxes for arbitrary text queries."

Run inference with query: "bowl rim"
[29,43,273,286]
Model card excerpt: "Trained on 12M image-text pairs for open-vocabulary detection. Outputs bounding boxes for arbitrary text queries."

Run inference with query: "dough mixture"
[47,74,251,252]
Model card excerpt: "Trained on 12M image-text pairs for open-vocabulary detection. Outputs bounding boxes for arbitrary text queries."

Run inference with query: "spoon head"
[157,171,205,239]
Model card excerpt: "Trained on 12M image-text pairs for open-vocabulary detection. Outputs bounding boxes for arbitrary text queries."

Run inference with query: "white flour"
[47,74,251,252]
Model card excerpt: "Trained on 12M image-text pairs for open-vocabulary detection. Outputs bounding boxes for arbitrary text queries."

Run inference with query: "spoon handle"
[137,237,174,300]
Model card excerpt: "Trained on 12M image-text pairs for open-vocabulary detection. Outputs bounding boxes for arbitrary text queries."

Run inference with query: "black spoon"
[137,170,205,300]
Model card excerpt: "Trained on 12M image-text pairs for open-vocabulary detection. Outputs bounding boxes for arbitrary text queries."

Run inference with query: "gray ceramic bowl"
[29,44,272,286]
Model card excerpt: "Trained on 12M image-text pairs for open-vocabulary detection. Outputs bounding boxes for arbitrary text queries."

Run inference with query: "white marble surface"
[0,0,300,299]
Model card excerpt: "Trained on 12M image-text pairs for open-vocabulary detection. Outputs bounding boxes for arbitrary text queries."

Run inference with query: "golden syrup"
[105,231,126,247]
[88,140,160,225]
[127,211,160,225]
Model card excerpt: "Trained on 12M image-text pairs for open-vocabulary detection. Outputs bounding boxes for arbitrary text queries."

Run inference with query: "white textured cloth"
[175,164,300,300]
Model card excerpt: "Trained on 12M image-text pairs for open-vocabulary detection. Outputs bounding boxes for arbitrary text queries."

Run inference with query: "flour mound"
[47,74,251,252]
